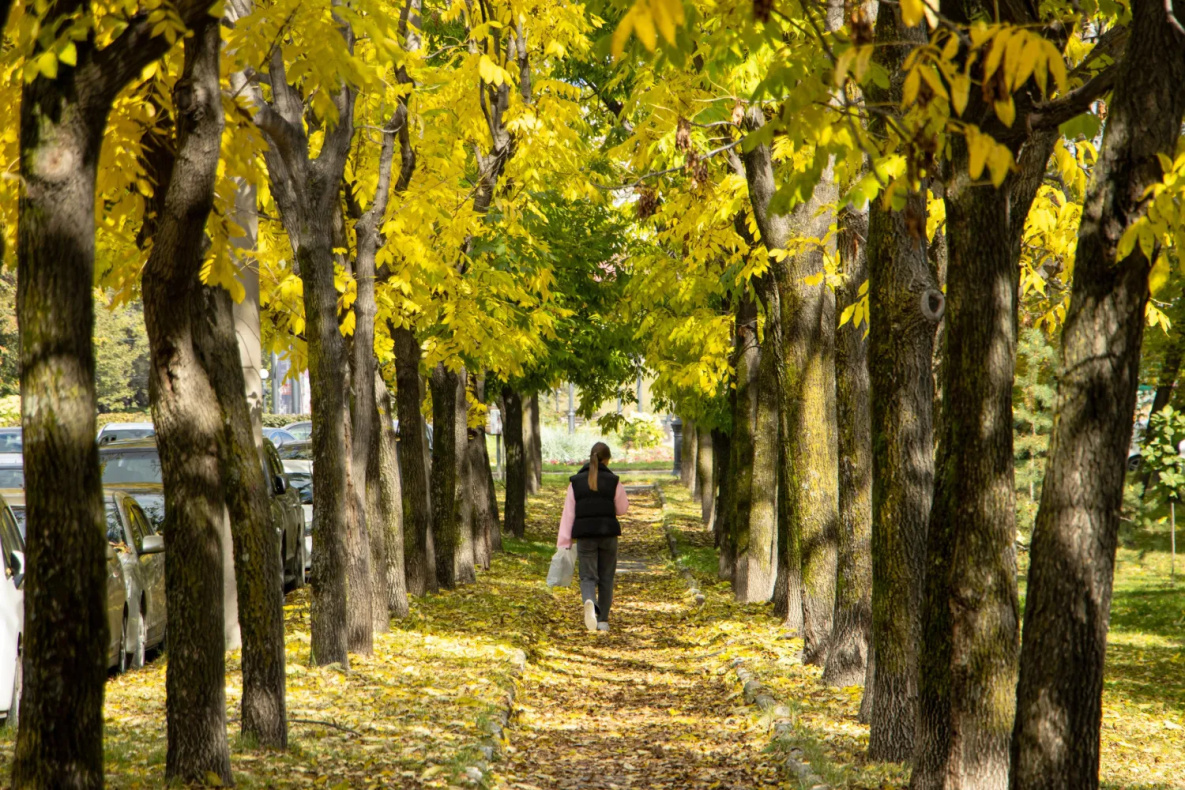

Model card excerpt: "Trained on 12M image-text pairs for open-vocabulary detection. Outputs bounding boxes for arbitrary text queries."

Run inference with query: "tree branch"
[592,139,744,191]
[1029,62,1119,130]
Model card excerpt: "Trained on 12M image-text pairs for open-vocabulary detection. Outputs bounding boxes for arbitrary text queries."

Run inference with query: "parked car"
[0,455,22,490]
[261,439,306,589]
[98,438,305,590]
[0,429,21,454]
[105,541,132,672]
[0,491,24,725]
[263,428,297,447]
[283,421,312,442]
[1,490,24,539]
[97,422,155,445]
[104,490,166,668]
[277,441,313,570]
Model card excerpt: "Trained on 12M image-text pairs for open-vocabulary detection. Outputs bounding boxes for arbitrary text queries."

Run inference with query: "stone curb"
[463,647,527,786]
[729,657,832,790]
[653,483,706,606]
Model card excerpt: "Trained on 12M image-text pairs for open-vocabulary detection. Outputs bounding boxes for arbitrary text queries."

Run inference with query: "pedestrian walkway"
[496,488,782,790]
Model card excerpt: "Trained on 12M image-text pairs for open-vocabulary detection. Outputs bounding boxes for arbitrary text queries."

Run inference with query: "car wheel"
[5,645,21,730]
[127,608,146,670]
[1128,455,1142,472]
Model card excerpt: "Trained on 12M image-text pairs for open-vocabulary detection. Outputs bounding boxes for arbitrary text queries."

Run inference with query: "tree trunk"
[469,377,496,569]
[429,365,462,589]
[740,111,839,654]
[393,326,435,595]
[367,377,392,632]
[11,4,218,784]
[137,20,235,783]
[824,206,873,689]
[864,2,938,762]
[731,291,778,603]
[524,393,542,495]
[376,374,409,619]
[502,387,527,538]
[480,391,503,553]
[681,418,697,490]
[453,370,477,585]
[913,137,1020,790]
[773,410,803,632]
[696,428,715,526]
[715,427,735,580]
[1011,5,1185,786]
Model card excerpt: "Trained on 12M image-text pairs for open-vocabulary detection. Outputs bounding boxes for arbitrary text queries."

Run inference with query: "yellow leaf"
[994,96,1016,127]
[951,73,970,116]
[58,42,77,67]
[900,0,925,27]
[968,130,989,180]
[36,51,58,79]
[1150,253,1171,295]
[902,68,921,108]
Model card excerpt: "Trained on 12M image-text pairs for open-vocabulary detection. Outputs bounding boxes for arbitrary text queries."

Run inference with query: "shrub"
[264,413,310,428]
[540,426,613,465]
[619,413,663,451]
[0,395,18,428]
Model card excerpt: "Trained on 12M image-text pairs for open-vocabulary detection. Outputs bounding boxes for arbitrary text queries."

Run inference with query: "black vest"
[570,463,621,539]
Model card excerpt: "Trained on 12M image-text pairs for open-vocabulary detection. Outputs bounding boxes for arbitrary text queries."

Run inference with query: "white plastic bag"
[546,546,576,587]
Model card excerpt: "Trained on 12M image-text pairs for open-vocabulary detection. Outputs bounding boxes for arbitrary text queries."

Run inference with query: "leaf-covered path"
[495,485,782,790]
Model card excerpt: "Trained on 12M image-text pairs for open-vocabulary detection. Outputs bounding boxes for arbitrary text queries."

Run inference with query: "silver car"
[105,491,166,669]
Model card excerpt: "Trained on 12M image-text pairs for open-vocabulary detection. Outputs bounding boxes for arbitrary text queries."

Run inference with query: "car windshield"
[101,428,154,442]
[104,502,126,545]
[278,443,312,461]
[100,450,163,484]
[130,493,165,531]
[0,504,23,562]
[0,430,21,453]
[0,468,23,489]
[9,506,24,540]
[285,423,312,440]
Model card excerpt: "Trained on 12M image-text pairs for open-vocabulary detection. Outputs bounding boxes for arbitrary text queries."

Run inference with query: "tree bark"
[739,111,839,654]
[393,326,435,595]
[376,374,409,619]
[1011,4,1185,786]
[824,206,873,689]
[137,19,235,783]
[469,377,497,569]
[913,140,1020,790]
[864,1,938,762]
[251,33,356,669]
[716,426,735,580]
[11,3,217,785]
[502,387,527,538]
[453,371,477,585]
[696,427,715,526]
[524,392,542,495]
[429,365,465,589]
[681,418,697,490]
[730,290,778,603]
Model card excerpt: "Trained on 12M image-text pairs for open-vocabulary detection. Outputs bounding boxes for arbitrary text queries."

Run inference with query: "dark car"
[98,438,306,591]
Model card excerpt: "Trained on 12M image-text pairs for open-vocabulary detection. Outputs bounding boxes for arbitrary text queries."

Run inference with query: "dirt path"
[496,487,783,790]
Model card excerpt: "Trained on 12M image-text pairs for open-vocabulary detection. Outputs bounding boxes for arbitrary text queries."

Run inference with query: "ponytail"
[588,441,612,492]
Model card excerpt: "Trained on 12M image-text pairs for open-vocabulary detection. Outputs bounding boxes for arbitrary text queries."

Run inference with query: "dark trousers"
[577,536,618,622]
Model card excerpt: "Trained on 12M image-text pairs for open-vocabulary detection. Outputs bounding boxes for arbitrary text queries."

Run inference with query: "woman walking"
[557,442,630,632]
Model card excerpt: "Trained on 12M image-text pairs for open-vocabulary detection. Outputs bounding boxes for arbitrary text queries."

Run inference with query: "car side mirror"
[140,535,165,554]
[7,550,22,580]
[273,475,288,496]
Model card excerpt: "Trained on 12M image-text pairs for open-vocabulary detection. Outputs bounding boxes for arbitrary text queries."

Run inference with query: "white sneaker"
[583,600,597,632]
[597,622,610,632]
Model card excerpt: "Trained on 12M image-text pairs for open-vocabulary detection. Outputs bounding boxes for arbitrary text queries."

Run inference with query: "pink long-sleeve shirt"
[557,481,630,548]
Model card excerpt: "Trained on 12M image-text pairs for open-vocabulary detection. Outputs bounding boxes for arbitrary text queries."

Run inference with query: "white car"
[97,422,154,445]
[0,491,25,725]
[278,441,312,571]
